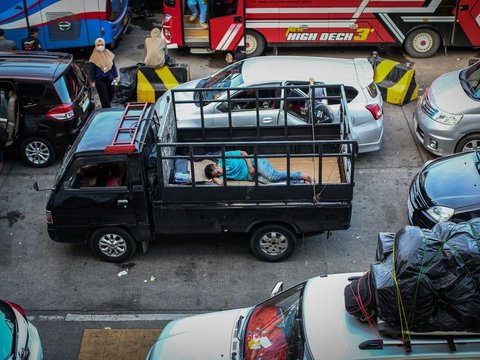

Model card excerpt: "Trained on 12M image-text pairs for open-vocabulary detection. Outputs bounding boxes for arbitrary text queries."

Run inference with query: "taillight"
[46,210,53,224]
[47,104,74,121]
[366,103,382,120]
[106,0,112,20]
[4,300,27,318]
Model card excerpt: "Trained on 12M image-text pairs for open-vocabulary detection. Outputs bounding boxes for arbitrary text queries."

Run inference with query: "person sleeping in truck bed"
[204,150,312,185]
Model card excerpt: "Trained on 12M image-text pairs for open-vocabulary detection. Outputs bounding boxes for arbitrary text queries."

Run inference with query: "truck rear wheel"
[250,225,296,262]
[89,227,137,263]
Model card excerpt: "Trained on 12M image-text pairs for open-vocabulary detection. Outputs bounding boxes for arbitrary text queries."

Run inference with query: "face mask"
[96,45,105,52]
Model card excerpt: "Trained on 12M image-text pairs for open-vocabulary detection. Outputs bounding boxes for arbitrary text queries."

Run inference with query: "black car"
[408,150,480,228]
[0,51,94,167]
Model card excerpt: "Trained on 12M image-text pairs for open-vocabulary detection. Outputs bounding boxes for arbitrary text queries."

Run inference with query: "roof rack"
[104,102,149,155]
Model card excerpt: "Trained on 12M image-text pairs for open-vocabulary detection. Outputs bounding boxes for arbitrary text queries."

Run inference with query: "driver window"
[211,0,238,18]
[65,161,128,189]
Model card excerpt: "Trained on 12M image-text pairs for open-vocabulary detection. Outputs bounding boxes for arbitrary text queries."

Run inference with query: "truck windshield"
[244,283,309,360]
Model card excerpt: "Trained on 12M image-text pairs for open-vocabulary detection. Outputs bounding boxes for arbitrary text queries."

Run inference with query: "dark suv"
[0,51,94,167]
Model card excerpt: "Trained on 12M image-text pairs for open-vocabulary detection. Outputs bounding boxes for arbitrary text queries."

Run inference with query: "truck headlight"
[432,111,463,125]
[426,206,454,222]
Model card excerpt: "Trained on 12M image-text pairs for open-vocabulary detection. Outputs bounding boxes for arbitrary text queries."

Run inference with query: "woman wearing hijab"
[144,27,167,69]
[89,38,119,108]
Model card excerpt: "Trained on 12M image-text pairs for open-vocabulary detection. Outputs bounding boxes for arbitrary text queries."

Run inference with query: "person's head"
[205,163,223,179]
[225,53,235,64]
[0,29,5,38]
[94,37,106,52]
[29,26,39,37]
[150,27,162,38]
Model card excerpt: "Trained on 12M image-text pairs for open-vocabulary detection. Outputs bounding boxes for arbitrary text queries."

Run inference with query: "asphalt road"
[0,16,479,359]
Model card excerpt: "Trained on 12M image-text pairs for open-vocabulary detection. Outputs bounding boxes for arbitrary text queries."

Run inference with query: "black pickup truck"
[44,85,357,262]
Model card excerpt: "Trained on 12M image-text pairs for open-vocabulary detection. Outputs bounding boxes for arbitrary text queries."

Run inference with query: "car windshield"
[0,302,15,360]
[243,283,310,360]
[460,60,480,100]
[196,61,244,103]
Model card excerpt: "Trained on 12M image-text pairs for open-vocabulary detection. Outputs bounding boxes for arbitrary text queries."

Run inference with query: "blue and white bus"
[0,0,130,51]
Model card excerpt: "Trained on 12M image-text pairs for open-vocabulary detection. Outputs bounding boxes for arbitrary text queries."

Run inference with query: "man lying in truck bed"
[203,150,312,185]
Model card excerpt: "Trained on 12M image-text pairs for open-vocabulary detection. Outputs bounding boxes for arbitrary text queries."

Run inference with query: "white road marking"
[28,313,201,322]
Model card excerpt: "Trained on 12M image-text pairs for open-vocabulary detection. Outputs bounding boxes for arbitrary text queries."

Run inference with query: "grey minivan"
[414,60,480,156]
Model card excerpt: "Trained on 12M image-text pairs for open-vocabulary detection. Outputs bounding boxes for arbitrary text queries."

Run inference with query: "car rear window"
[54,64,86,103]
[326,86,358,105]
[0,301,15,359]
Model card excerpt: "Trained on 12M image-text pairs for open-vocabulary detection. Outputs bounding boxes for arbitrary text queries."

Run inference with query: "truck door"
[209,0,245,51]
[52,157,136,241]
[455,0,480,46]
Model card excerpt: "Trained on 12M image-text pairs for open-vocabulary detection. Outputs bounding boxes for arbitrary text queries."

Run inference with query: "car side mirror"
[270,282,283,297]
[218,102,229,112]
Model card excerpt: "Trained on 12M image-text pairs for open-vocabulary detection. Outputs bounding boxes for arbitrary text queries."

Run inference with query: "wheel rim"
[412,33,434,53]
[462,139,480,152]
[246,34,257,55]
[25,141,50,165]
[98,233,128,258]
[258,231,288,256]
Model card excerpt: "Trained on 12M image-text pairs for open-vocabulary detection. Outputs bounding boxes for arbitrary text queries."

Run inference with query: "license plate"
[81,96,90,113]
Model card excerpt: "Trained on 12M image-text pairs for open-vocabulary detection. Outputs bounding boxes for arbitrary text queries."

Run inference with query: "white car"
[146,273,480,360]
[154,56,384,153]
[0,299,43,359]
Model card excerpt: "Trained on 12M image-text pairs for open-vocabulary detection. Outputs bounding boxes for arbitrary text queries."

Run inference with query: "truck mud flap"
[136,64,190,103]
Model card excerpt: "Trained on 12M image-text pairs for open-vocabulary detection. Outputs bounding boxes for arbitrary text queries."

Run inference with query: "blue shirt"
[220,150,252,180]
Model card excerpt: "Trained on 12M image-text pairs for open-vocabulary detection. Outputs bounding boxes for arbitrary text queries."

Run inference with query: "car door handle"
[234,16,242,22]
[117,199,128,207]
[460,4,469,10]
[262,117,273,124]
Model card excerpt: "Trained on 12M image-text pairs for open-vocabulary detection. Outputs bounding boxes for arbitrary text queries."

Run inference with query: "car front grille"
[420,94,438,118]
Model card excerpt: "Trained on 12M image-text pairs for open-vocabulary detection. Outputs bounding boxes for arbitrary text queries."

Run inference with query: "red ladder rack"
[104,102,149,154]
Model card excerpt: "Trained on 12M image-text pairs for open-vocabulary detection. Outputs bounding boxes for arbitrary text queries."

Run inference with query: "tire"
[404,28,441,58]
[89,227,137,263]
[455,134,480,153]
[19,137,55,168]
[249,225,296,262]
[245,30,266,57]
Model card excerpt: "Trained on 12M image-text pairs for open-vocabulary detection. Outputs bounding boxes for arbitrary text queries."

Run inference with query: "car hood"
[420,151,480,209]
[147,309,244,360]
[428,70,479,115]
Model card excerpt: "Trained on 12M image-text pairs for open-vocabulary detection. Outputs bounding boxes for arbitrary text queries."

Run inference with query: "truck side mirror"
[270,282,283,297]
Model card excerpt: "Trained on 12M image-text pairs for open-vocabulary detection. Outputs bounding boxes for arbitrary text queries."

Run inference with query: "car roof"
[0,51,72,81]
[303,273,480,359]
[241,56,373,88]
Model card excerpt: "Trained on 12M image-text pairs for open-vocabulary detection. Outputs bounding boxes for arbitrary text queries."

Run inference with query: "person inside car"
[204,150,312,184]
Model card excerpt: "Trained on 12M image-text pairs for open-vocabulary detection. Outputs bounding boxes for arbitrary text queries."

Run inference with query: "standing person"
[88,38,119,108]
[21,26,42,51]
[187,0,208,29]
[144,27,167,69]
[0,29,16,50]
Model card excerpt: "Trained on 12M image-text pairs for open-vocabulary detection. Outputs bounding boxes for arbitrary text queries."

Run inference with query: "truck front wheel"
[89,227,137,263]
[250,225,296,262]
[245,30,266,57]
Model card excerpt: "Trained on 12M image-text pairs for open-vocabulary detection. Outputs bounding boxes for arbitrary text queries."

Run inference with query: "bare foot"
[189,15,197,21]
[303,175,312,183]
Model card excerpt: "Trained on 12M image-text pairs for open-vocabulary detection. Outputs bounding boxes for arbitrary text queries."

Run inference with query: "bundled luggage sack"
[346,219,480,333]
